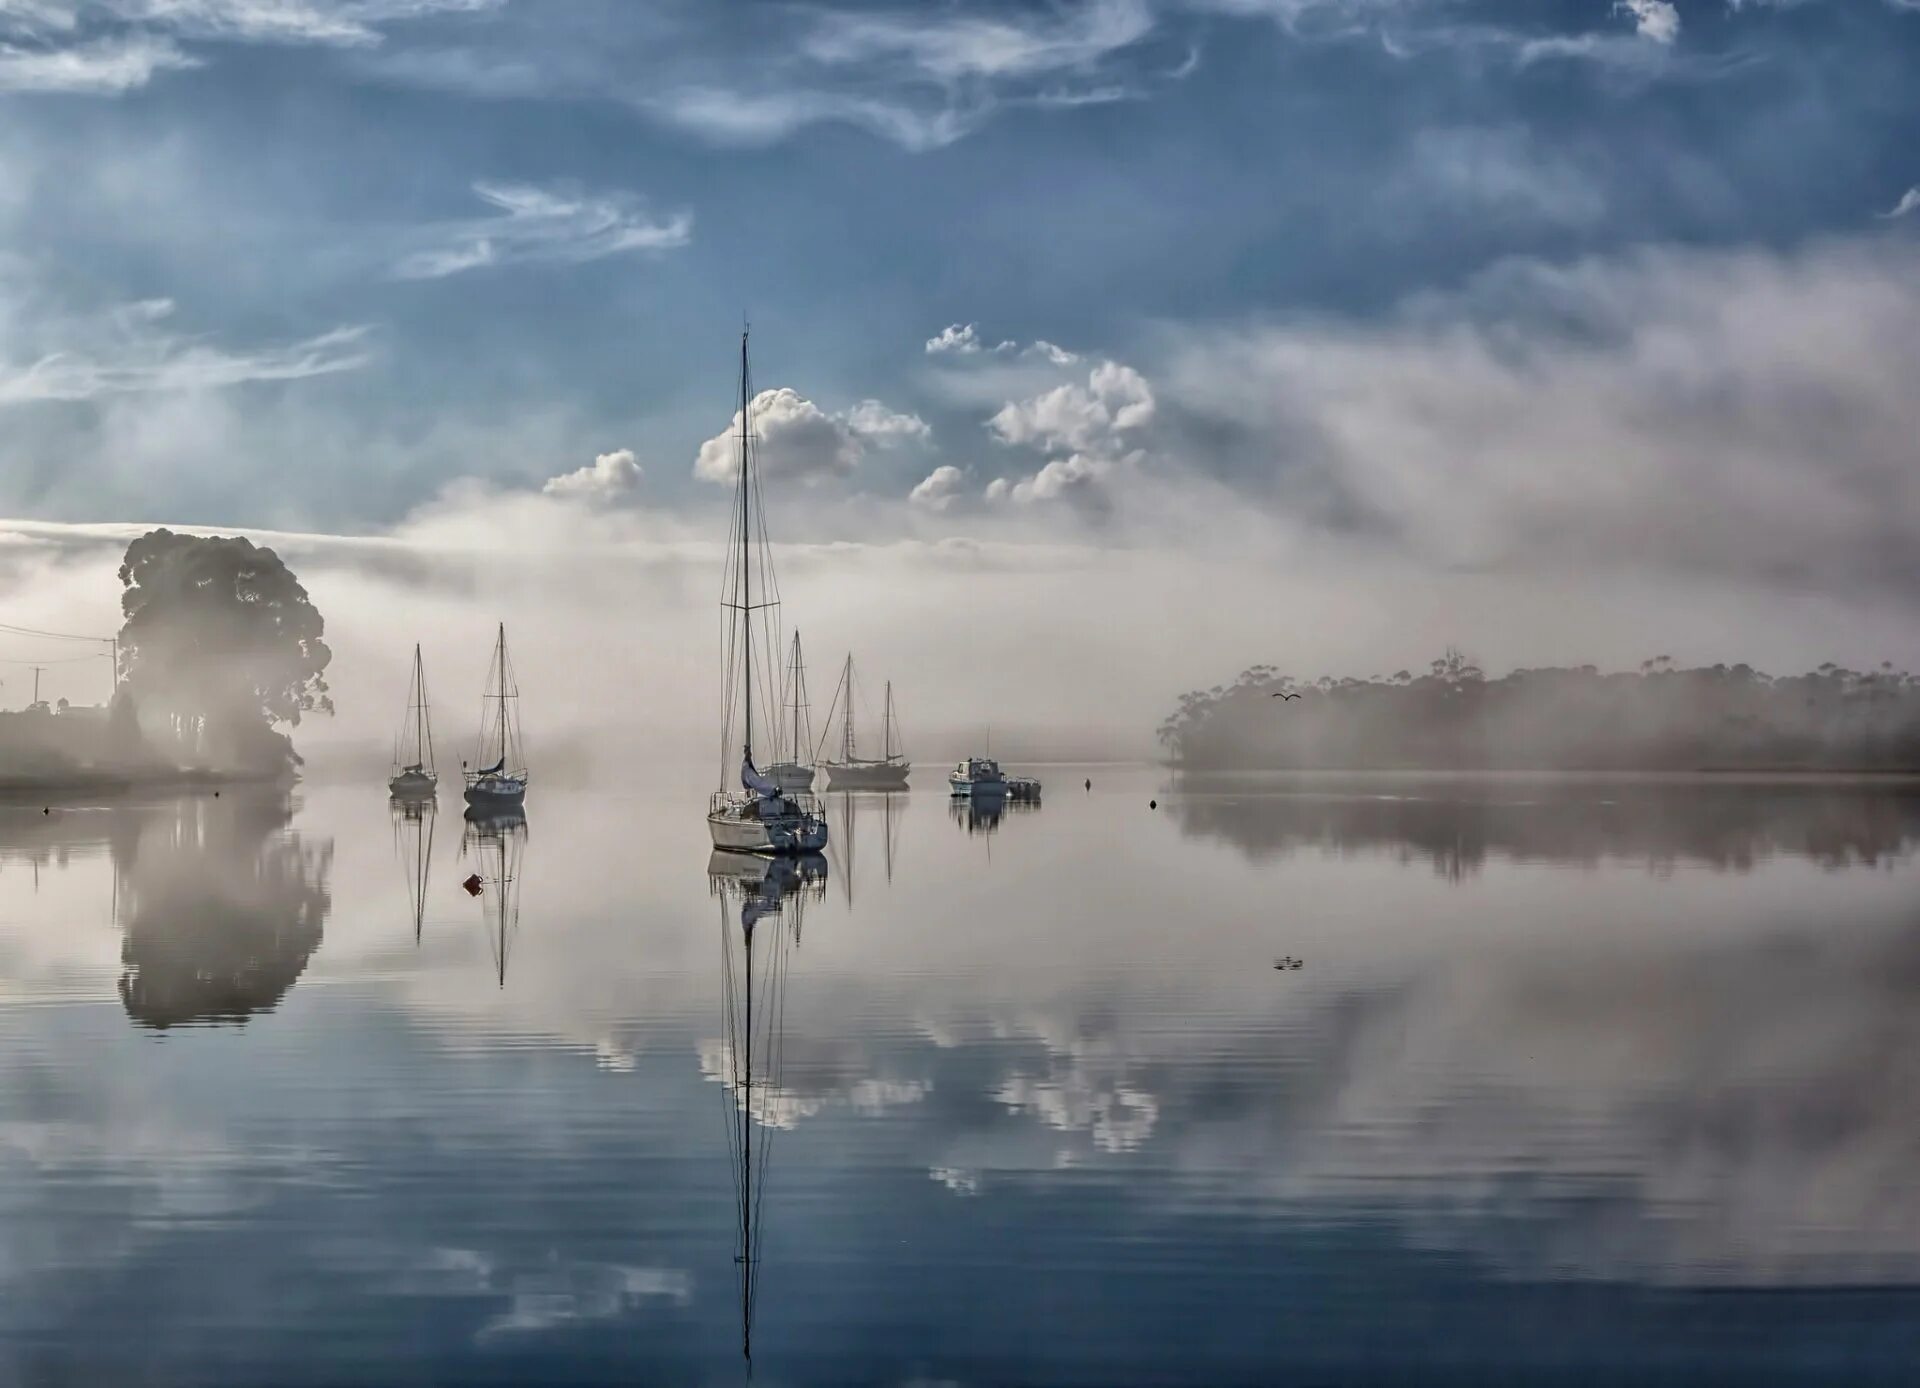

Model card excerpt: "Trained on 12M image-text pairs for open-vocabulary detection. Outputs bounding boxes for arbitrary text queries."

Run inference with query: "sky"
[0,0,1917,747]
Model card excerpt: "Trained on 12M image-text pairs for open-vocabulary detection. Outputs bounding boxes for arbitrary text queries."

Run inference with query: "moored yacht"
[463,623,528,812]
[705,329,828,856]
[820,655,910,790]
[949,756,1006,795]
[388,642,438,799]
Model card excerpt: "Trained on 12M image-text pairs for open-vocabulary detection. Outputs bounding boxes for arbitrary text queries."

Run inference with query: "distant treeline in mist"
[1159,651,1920,771]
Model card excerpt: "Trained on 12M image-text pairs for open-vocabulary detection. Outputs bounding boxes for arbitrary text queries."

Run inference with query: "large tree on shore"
[117,529,333,772]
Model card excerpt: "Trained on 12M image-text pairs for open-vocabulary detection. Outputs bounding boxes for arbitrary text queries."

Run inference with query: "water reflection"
[949,785,1039,838]
[707,849,827,1362]
[461,810,526,987]
[824,790,903,908]
[391,796,435,946]
[1171,773,1920,877]
[115,790,332,1030]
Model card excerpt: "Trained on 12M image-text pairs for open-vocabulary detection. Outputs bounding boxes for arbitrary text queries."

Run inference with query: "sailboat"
[464,623,528,812]
[388,644,438,799]
[819,656,910,789]
[706,330,829,855]
[763,631,816,794]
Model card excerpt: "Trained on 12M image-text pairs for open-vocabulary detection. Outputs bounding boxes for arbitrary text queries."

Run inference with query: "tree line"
[1159,649,1920,771]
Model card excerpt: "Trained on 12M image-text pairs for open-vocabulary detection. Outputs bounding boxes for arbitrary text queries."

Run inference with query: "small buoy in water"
[461,872,484,897]
[213,790,219,798]
[1149,799,1157,810]
[1085,778,1091,791]
[42,807,49,815]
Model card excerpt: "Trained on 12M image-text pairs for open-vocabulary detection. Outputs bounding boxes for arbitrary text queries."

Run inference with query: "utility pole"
[31,666,45,708]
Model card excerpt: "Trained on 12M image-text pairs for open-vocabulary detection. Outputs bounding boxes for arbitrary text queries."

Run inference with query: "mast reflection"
[462,808,526,987]
[391,795,436,946]
[824,790,903,910]
[707,848,827,1363]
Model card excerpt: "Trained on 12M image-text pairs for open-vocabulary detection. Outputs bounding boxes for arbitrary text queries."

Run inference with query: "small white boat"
[763,631,816,794]
[949,756,1007,795]
[463,623,528,811]
[388,642,438,800]
[706,329,829,857]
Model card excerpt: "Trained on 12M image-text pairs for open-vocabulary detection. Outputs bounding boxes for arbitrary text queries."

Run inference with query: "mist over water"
[1,766,1917,1383]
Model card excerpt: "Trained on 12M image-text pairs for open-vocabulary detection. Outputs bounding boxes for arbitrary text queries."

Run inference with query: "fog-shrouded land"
[1162,650,1920,772]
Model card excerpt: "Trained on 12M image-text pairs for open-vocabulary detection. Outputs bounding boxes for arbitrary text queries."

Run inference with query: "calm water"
[2,767,1919,1386]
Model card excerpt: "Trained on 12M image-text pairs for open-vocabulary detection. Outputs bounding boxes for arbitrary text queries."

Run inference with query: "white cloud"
[983,477,1012,503]
[926,323,983,355]
[542,448,641,504]
[989,359,1155,455]
[1009,452,1113,504]
[910,464,965,511]
[0,1,499,94]
[645,85,978,154]
[1155,238,1920,597]
[844,398,931,444]
[1616,0,1681,44]
[393,181,691,280]
[694,388,926,485]
[1882,186,1920,220]
[801,0,1156,82]
[0,296,370,404]
[1026,339,1079,365]
[0,32,195,91]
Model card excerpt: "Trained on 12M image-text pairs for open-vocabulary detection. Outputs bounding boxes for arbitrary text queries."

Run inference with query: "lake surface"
[2,767,1919,1386]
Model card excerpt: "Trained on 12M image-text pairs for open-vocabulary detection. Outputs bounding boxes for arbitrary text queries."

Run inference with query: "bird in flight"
[1271,692,1301,701]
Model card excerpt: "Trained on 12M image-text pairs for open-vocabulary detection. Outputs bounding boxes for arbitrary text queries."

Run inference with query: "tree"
[117,529,333,773]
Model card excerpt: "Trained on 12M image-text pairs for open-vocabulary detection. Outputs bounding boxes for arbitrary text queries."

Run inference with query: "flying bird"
[1272,692,1301,701]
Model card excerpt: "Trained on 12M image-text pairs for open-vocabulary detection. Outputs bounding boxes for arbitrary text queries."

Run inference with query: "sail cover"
[741,754,779,798]
[478,756,506,776]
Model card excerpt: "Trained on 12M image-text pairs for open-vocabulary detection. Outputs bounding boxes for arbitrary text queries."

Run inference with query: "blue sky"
[2,0,1920,713]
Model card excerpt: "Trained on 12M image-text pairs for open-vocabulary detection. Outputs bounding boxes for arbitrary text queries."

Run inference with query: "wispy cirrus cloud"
[0,30,193,91]
[0,0,498,94]
[391,181,691,280]
[0,296,369,404]
[1882,186,1920,220]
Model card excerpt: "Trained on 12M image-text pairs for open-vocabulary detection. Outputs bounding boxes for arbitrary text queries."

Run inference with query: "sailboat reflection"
[461,810,526,987]
[391,795,436,945]
[823,790,903,909]
[707,848,828,1362]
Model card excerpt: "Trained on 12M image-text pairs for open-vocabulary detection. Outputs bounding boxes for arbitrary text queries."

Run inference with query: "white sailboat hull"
[824,758,910,790]
[708,795,829,855]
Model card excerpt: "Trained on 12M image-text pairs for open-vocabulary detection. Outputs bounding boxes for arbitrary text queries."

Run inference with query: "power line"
[0,622,113,644]
[0,653,108,665]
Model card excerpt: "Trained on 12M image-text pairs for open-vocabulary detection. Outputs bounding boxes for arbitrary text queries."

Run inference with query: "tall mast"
[790,633,803,764]
[842,655,856,763]
[739,330,753,769]
[495,623,506,766]
[884,681,895,762]
[412,644,427,768]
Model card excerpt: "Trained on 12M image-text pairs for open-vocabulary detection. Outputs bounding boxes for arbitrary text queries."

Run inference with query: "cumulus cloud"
[910,464,965,511]
[1882,186,1920,220]
[0,296,370,404]
[393,181,691,280]
[542,448,641,504]
[1616,0,1680,43]
[693,388,928,484]
[925,323,1078,362]
[843,398,932,443]
[996,361,1153,451]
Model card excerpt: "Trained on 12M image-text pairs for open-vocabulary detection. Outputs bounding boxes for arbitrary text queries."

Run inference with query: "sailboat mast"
[842,655,856,763]
[739,331,753,769]
[495,623,506,766]
[413,644,427,768]
[884,681,895,762]
[790,634,803,764]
